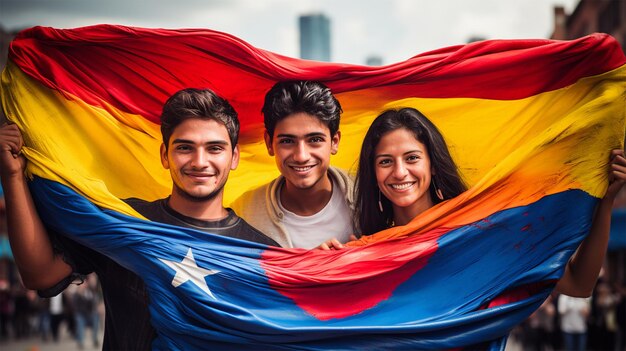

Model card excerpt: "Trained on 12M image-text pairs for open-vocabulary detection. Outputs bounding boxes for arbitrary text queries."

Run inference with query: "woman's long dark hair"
[354,108,467,235]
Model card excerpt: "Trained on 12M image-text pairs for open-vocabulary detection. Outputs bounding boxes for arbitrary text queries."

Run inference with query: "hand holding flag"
[1,26,625,349]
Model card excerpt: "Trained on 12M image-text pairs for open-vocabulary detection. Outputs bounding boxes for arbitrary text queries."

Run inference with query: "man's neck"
[280,174,333,216]
[167,193,228,221]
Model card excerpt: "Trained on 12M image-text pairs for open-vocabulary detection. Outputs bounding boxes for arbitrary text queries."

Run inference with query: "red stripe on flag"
[9,26,626,133]
[261,227,452,320]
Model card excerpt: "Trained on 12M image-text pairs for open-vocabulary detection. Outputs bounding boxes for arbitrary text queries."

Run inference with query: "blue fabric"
[0,237,13,260]
[28,177,596,350]
[609,208,626,250]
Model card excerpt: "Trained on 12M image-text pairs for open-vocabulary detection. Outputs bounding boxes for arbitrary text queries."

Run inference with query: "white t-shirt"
[278,179,353,249]
[50,293,64,315]
[558,295,590,333]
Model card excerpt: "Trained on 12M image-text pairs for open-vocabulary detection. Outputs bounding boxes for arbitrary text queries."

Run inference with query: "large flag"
[2,25,625,350]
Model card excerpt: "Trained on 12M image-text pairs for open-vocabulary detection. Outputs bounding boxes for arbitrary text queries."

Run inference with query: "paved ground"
[0,327,523,351]
[0,325,102,351]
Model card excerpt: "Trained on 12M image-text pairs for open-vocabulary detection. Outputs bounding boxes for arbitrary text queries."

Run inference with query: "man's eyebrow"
[172,139,229,145]
[275,132,327,138]
[305,132,327,137]
[275,133,296,138]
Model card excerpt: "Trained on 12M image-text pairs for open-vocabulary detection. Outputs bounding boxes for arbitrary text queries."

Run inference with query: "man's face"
[265,112,340,191]
[161,118,239,202]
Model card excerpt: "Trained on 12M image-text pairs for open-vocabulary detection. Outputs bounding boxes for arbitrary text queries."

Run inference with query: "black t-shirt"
[125,198,279,246]
[41,198,278,351]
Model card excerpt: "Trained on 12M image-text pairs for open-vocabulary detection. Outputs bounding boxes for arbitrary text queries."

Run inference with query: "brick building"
[551,0,626,53]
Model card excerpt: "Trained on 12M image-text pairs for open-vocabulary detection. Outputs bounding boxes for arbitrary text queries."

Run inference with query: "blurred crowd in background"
[510,274,625,351]
[0,196,103,349]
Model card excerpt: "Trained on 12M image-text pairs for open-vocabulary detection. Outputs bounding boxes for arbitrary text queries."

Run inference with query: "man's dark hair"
[160,88,239,150]
[262,81,342,140]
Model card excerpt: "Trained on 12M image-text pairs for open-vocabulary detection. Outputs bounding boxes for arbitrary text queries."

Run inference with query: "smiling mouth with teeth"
[292,166,314,172]
[185,172,216,178]
[390,182,415,190]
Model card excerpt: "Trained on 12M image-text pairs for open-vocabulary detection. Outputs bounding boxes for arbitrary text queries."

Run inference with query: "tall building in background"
[299,14,331,62]
[365,55,383,66]
[551,0,625,54]
[466,36,487,43]
[550,0,626,309]
[0,26,19,122]
[0,26,19,73]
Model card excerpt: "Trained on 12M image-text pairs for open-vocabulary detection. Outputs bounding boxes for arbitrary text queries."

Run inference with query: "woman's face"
[374,128,434,222]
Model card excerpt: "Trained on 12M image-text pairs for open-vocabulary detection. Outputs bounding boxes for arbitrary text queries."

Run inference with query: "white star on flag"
[159,248,219,299]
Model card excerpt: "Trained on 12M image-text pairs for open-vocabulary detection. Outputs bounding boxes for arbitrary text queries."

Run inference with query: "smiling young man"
[0,88,277,350]
[122,89,279,245]
[231,81,355,249]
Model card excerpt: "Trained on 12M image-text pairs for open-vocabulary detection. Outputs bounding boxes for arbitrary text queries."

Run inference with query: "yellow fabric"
[2,62,624,222]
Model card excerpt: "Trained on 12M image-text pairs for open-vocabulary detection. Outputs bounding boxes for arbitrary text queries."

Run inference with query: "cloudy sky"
[0,0,578,65]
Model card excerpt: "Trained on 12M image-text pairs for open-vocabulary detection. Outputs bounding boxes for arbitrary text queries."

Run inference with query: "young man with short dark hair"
[232,81,355,248]
[0,88,277,350]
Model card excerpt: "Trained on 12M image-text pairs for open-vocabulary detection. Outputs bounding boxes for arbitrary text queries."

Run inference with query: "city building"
[0,26,19,71]
[466,36,487,43]
[365,55,383,66]
[551,0,626,294]
[551,0,625,53]
[299,14,331,62]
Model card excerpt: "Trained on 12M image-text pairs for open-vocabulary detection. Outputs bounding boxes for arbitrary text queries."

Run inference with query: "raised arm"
[555,149,626,297]
[0,124,72,289]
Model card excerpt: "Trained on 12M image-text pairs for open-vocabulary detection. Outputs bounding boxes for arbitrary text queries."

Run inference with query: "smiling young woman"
[355,108,466,235]
[354,107,626,299]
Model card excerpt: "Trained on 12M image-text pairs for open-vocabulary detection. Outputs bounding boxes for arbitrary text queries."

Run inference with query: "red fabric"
[261,227,452,320]
[9,26,626,138]
[485,281,556,309]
